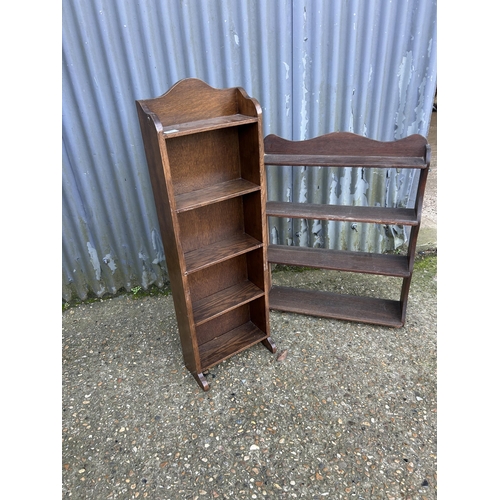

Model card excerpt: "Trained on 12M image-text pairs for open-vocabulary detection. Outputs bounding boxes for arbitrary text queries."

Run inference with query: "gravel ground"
[62,252,437,500]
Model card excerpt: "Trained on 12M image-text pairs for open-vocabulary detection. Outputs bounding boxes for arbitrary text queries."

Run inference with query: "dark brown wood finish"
[184,234,263,275]
[264,131,430,327]
[163,114,258,138]
[264,154,426,168]
[269,286,404,327]
[175,178,260,213]
[135,102,200,377]
[264,131,428,157]
[198,321,268,369]
[136,78,275,391]
[193,281,265,326]
[268,245,411,277]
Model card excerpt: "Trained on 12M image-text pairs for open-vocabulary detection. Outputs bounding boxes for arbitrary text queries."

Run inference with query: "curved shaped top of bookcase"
[137,78,262,129]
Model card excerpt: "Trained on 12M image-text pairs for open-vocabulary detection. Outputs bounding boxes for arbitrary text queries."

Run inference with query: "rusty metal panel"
[62,0,436,301]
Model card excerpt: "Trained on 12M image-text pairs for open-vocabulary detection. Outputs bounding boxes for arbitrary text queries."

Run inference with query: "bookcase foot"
[261,337,277,353]
[194,372,210,391]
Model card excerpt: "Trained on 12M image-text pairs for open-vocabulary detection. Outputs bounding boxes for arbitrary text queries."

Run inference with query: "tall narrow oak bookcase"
[136,79,276,391]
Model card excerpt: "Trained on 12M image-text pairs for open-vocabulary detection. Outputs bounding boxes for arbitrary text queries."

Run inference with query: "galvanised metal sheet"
[62,0,436,301]
[268,0,437,250]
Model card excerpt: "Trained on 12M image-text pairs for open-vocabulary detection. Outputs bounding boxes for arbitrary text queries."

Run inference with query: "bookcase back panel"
[178,198,244,253]
[167,129,241,196]
[264,131,428,158]
[187,256,249,303]
[238,124,262,185]
[142,79,238,127]
[196,305,250,346]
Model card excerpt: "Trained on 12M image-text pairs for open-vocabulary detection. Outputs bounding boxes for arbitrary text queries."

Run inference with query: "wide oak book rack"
[136,78,276,391]
[264,132,430,328]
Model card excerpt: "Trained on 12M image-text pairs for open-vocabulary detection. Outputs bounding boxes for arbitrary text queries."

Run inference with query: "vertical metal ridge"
[62,0,436,300]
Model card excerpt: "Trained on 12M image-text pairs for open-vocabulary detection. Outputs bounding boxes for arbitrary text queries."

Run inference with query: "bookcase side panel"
[242,191,264,242]
[245,248,266,291]
[249,296,269,335]
[135,103,201,374]
[235,87,261,118]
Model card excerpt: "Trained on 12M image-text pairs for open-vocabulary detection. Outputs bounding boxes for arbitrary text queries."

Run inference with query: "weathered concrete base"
[417,224,437,252]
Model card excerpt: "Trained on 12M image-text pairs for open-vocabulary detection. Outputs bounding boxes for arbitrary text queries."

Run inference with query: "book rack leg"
[261,337,277,353]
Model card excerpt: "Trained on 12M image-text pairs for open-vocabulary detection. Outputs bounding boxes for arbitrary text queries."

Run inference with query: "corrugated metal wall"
[62,0,437,302]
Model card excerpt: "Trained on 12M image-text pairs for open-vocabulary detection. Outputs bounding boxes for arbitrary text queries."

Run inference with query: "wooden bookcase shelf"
[163,114,259,138]
[136,78,276,391]
[183,232,263,275]
[192,280,265,326]
[264,131,430,328]
[175,178,260,213]
[198,320,268,370]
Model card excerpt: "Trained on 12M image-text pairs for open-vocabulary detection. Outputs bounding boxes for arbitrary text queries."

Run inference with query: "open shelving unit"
[136,78,276,391]
[264,131,431,328]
